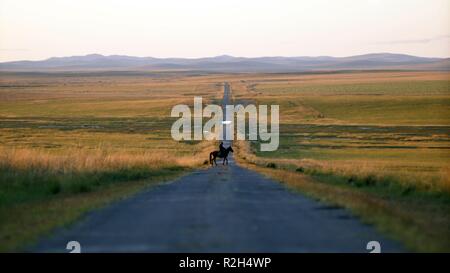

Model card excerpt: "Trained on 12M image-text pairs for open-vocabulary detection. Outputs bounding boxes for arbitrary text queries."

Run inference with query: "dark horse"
[209,146,234,166]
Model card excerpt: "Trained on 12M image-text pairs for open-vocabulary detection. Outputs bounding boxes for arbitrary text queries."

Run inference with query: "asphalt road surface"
[34,83,403,252]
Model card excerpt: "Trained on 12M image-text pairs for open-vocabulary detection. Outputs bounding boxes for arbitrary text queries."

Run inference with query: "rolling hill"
[0,53,448,72]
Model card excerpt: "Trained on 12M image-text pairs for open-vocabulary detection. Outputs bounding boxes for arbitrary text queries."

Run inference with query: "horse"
[209,146,234,166]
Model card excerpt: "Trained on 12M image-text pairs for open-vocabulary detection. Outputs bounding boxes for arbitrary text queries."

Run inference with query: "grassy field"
[229,71,450,252]
[0,71,223,251]
[1,70,449,252]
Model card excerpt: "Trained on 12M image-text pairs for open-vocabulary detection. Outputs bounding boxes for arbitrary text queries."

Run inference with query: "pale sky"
[0,0,449,62]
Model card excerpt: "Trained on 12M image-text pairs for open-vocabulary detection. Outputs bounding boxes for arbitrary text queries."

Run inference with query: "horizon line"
[1,52,449,63]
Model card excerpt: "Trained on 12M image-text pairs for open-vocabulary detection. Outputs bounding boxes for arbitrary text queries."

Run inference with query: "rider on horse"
[210,142,234,166]
[219,142,226,157]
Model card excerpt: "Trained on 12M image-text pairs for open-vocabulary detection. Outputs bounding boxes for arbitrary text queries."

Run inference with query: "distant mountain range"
[1,53,449,72]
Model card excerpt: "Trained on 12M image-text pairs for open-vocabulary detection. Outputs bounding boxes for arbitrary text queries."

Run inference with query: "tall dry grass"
[0,142,215,207]
[235,141,450,194]
[0,146,209,173]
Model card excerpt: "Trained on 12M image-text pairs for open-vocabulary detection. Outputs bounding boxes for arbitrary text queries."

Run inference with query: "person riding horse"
[219,142,226,157]
[210,142,233,166]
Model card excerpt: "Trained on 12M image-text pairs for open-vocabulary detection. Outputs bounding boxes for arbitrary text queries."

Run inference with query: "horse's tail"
[209,152,213,165]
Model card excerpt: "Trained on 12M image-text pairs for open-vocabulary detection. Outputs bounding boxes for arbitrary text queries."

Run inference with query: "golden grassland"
[226,71,450,192]
[0,72,222,251]
[228,71,450,252]
[228,71,450,125]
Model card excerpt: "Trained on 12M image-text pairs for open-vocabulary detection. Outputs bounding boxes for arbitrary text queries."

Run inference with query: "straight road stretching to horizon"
[33,83,403,252]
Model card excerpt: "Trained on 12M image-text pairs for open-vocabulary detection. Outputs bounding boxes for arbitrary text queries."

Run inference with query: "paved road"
[34,83,403,252]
